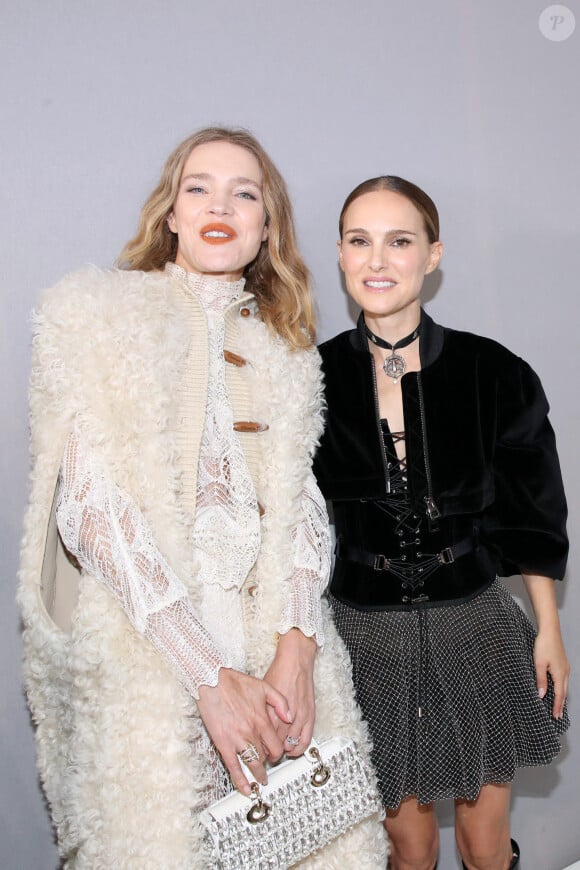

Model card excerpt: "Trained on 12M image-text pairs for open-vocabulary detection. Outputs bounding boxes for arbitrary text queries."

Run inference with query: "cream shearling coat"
[19,267,388,869]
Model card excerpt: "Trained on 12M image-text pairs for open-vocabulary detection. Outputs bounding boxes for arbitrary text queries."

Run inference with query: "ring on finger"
[285,735,300,747]
[239,742,260,764]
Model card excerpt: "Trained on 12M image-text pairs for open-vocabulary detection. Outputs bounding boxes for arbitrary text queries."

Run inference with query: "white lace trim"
[182,269,261,593]
[279,474,329,645]
[56,432,231,700]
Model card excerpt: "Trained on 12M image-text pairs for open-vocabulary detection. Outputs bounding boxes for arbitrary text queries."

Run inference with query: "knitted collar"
[165,262,246,311]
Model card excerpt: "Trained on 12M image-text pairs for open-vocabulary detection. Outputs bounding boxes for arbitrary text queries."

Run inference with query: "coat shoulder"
[441,325,531,376]
[318,328,357,356]
[35,267,174,323]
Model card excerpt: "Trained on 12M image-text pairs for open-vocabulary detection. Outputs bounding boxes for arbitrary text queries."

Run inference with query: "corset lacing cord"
[376,432,443,589]
[418,608,430,724]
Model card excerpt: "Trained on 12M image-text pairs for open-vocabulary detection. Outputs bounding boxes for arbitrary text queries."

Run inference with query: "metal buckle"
[411,593,430,604]
[373,554,389,571]
[438,547,455,565]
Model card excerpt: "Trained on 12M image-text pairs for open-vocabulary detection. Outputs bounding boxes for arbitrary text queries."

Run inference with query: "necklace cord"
[364,320,421,383]
[364,321,421,351]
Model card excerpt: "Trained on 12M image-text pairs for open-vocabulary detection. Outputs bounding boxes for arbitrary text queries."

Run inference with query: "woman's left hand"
[534,628,570,719]
[523,573,570,721]
[263,628,317,756]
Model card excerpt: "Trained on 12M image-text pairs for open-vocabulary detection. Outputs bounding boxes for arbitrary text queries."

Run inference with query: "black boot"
[461,839,519,869]
[509,839,520,869]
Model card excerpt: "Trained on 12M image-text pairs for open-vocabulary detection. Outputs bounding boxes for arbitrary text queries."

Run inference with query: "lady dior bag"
[200,736,382,869]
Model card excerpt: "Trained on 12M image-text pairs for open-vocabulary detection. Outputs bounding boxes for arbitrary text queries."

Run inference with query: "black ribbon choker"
[364,321,421,383]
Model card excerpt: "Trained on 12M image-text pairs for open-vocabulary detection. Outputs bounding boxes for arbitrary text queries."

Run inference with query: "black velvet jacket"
[314,310,568,588]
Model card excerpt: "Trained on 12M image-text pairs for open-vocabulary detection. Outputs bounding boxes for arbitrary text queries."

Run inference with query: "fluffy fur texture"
[19,267,387,868]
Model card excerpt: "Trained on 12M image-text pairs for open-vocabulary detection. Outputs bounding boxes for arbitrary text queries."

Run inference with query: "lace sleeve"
[55,431,232,699]
[277,473,331,647]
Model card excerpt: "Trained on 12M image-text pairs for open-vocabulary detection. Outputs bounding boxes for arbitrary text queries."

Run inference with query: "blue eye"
[237,191,257,201]
[186,185,205,194]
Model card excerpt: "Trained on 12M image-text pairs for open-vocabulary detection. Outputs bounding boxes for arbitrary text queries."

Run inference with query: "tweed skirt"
[330,578,569,809]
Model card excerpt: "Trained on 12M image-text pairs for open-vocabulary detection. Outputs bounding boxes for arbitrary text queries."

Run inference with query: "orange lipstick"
[200,223,237,245]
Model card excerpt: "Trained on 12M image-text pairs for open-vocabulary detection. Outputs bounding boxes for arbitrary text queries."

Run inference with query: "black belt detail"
[335,536,475,572]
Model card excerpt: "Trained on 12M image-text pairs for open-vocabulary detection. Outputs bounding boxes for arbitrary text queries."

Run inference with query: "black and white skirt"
[330,579,569,809]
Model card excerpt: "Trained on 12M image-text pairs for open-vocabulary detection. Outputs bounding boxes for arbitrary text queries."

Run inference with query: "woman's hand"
[523,573,570,719]
[263,628,317,757]
[534,628,570,719]
[196,669,292,795]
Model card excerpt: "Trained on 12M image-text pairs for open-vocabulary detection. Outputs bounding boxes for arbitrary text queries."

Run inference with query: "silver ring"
[285,735,300,746]
[239,742,260,764]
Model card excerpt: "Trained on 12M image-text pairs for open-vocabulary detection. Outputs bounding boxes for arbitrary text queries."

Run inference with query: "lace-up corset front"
[373,421,443,596]
[331,419,493,609]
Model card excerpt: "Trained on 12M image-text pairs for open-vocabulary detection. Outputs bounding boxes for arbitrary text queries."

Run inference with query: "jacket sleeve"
[277,472,331,647]
[276,345,331,647]
[482,357,568,579]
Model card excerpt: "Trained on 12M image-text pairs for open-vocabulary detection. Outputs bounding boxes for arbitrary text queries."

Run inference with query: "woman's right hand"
[196,668,293,794]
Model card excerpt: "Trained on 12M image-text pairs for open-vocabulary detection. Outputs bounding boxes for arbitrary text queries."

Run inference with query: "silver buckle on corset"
[438,547,455,565]
[373,554,391,571]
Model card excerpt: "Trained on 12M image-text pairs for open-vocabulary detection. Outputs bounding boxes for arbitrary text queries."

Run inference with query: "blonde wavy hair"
[118,127,315,349]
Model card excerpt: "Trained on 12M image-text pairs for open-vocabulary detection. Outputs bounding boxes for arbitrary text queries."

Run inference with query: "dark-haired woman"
[19,129,387,868]
[314,176,569,870]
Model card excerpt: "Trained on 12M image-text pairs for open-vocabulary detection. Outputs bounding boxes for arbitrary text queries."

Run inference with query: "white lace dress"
[55,269,329,710]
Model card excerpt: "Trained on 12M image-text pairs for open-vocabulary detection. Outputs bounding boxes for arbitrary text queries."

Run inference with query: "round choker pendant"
[364,320,420,385]
[383,352,406,383]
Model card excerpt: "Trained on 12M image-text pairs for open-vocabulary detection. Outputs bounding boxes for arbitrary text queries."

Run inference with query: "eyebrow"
[344,227,417,236]
[182,173,262,188]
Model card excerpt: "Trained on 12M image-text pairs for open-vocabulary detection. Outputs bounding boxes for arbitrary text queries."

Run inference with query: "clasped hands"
[196,628,317,795]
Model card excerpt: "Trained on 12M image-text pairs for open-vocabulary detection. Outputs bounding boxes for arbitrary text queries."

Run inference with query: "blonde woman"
[19,128,387,868]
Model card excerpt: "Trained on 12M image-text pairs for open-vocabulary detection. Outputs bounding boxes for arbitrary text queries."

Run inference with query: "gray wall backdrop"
[2,1,579,867]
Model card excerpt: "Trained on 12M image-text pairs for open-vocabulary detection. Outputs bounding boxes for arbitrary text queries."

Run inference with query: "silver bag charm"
[200,736,382,869]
